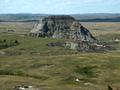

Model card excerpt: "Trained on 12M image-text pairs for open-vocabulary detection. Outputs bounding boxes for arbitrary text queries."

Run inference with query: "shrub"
[15,40,19,44]
[3,39,6,42]
[0,69,24,76]
[75,65,97,77]
[0,39,19,49]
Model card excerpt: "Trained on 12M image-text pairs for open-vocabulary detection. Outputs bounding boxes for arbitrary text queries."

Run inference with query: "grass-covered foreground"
[0,22,120,90]
[0,33,120,90]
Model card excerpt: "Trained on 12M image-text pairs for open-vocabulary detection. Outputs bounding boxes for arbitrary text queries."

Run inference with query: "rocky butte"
[29,15,109,51]
[30,15,95,41]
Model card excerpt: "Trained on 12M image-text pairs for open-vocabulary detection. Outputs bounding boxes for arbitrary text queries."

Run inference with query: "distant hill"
[0,14,48,22]
[0,13,120,22]
[78,17,120,22]
[72,13,120,22]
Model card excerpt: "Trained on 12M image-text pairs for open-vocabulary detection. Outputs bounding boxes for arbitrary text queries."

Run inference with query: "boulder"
[0,51,6,55]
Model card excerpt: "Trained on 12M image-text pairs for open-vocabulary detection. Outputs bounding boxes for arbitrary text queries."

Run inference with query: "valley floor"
[0,22,120,90]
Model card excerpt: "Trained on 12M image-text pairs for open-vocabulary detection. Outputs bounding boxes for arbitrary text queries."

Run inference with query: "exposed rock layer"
[30,15,95,42]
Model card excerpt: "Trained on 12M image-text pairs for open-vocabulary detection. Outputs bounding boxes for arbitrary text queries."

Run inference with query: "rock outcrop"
[29,15,101,51]
[30,15,95,42]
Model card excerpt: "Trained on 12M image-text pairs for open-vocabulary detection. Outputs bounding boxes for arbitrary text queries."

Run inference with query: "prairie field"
[0,22,35,34]
[81,22,120,36]
[0,22,120,90]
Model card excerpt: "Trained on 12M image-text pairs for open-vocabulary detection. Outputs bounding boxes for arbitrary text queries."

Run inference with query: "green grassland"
[0,22,120,90]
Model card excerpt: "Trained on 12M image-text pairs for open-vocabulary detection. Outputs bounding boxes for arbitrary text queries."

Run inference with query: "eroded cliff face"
[29,15,100,51]
[30,15,95,42]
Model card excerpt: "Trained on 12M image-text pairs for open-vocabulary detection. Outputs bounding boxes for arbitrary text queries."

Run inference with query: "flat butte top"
[42,15,75,21]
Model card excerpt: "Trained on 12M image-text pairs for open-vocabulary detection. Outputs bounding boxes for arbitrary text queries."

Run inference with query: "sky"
[0,0,120,14]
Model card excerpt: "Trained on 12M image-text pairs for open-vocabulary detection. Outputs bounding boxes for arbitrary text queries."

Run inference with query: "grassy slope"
[0,22,120,90]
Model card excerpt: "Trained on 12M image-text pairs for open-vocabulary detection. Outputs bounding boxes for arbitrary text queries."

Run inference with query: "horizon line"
[0,12,120,15]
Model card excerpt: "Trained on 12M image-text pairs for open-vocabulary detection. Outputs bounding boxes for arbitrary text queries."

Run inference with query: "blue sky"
[0,0,120,14]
